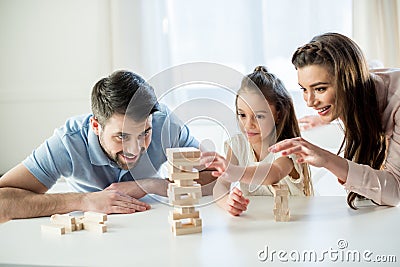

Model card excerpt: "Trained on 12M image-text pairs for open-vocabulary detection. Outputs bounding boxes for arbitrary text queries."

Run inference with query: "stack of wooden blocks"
[271,184,290,222]
[166,147,202,236]
[41,211,108,235]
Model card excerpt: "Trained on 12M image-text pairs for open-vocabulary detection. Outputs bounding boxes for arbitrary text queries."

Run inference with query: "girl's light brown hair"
[237,66,313,196]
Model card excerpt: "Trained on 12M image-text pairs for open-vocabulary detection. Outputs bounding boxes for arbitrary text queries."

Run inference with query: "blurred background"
[1,0,399,195]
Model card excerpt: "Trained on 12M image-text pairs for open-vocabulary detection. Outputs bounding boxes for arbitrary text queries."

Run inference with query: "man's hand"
[104,181,146,198]
[83,190,151,214]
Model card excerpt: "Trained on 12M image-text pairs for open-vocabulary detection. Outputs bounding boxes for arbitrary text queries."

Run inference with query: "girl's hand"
[200,152,243,182]
[269,137,330,168]
[299,115,328,131]
[200,151,228,177]
[224,187,250,216]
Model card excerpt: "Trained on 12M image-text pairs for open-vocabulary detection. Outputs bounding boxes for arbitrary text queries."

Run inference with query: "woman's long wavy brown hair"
[237,66,313,196]
[291,33,386,208]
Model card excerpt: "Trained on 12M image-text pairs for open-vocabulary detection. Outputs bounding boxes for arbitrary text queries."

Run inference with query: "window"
[152,0,352,153]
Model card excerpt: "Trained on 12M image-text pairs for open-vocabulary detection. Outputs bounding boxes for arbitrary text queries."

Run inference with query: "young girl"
[270,32,400,209]
[201,66,313,216]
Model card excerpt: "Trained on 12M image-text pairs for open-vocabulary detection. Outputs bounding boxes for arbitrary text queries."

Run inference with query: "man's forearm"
[136,178,170,197]
[0,187,84,222]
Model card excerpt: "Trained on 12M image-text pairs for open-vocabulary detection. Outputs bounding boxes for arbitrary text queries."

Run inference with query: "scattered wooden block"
[75,222,83,231]
[50,214,76,225]
[83,212,107,223]
[44,212,108,235]
[83,221,107,233]
[41,224,66,235]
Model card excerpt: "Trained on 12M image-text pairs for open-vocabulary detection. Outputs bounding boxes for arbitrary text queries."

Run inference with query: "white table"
[0,196,398,267]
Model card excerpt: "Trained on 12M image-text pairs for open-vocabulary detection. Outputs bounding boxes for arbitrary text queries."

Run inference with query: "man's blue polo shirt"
[22,104,199,192]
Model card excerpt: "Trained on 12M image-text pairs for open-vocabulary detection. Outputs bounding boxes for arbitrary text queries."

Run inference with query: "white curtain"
[353,0,400,68]
[109,0,171,79]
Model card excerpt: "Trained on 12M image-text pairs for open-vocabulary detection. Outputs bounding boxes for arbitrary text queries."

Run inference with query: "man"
[0,70,214,222]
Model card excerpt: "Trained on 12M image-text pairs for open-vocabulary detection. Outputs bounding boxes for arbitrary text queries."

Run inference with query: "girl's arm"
[211,146,249,216]
[239,156,295,185]
[201,151,296,186]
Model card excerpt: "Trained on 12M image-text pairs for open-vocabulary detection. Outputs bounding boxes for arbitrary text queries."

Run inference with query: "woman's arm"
[269,136,400,206]
[269,137,348,182]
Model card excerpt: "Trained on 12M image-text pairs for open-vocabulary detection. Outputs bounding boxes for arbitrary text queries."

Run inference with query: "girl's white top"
[225,134,306,196]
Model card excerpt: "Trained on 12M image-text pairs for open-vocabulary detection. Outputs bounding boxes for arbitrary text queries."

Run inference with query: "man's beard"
[99,135,144,170]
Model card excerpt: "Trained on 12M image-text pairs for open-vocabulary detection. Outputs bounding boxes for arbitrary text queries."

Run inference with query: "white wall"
[0,0,114,173]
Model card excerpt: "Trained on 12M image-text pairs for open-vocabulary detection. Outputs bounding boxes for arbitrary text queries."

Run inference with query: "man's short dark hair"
[91,70,159,125]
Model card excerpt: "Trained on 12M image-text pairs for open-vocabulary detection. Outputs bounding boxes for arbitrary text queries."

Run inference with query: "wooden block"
[171,158,201,167]
[280,184,289,190]
[64,224,77,233]
[192,218,202,227]
[173,225,202,236]
[169,210,200,220]
[166,147,201,161]
[276,190,289,196]
[281,197,289,211]
[275,215,290,222]
[41,224,66,235]
[169,171,199,181]
[83,222,107,233]
[168,193,200,205]
[75,222,83,231]
[175,180,194,186]
[270,184,289,196]
[170,216,203,234]
[274,210,290,222]
[274,195,282,204]
[168,183,202,195]
[50,214,76,225]
[273,203,282,210]
[167,165,199,178]
[167,184,202,205]
[175,207,196,214]
[83,212,107,223]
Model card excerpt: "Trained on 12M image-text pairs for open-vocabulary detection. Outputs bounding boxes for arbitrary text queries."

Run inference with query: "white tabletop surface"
[0,195,399,267]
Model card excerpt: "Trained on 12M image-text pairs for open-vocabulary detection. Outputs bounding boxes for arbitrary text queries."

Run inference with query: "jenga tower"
[166,147,202,235]
[271,184,290,222]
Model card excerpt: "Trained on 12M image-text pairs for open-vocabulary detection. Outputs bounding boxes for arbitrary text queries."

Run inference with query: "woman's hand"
[269,137,329,167]
[269,137,348,182]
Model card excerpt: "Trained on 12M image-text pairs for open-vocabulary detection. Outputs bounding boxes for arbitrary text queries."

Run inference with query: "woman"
[269,32,400,209]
